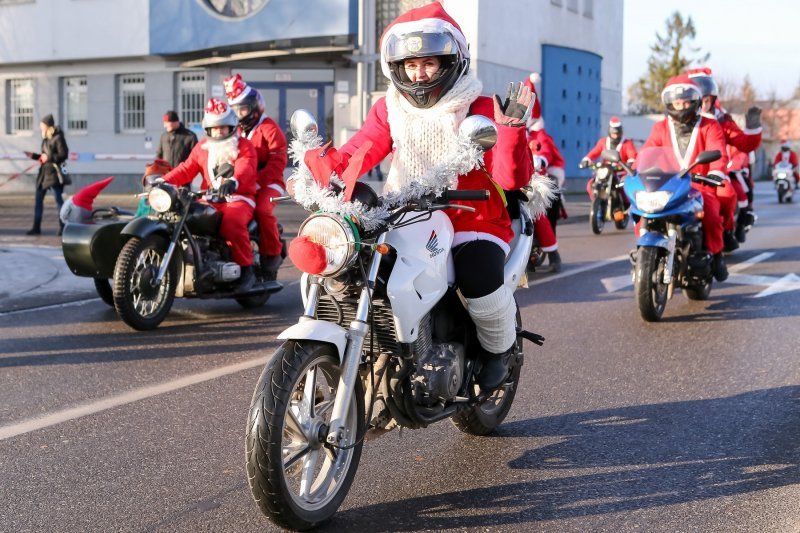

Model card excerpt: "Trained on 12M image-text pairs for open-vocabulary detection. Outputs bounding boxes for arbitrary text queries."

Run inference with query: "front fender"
[121,216,171,239]
[277,319,348,362]
[637,231,669,249]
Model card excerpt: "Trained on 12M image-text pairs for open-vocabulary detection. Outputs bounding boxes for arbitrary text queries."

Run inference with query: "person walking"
[156,110,197,169]
[25,114,69,236]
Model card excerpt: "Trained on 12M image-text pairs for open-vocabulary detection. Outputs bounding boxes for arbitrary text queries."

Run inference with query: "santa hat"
[523,72,542,120]
[379,3,470,80]
[529,117,545,132]
[223,74,250,105]
[609,116,622,128]
[686,66,713,77]
[72,176,114,210]
[662,74,700,99]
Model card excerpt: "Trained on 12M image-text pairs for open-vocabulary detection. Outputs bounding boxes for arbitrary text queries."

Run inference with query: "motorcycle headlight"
[148,186,176,213]
[297,214,358,276]
[595,167,610,181]
[635,191,673,213]
[777,172,788,179]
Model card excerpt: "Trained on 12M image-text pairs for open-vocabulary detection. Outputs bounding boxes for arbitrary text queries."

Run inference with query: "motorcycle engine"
[414,343,465,403]
[210,262,241,282]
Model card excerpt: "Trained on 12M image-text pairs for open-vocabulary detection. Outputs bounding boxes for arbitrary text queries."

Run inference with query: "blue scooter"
[602,147,722,322]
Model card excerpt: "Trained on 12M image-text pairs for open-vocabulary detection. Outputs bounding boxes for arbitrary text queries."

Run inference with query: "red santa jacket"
[242,116,288,193]
[163,136,258,205]
[727,144,750,172]
[774,149,799,169]
[708,111,761,154]
[527,129,565,170]
[584,137,638,164]
[641,116,729,179]
[338,95,532,245]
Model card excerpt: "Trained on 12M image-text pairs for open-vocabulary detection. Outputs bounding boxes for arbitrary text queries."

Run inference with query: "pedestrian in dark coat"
[25,114,69,235]
[156,110,198,168]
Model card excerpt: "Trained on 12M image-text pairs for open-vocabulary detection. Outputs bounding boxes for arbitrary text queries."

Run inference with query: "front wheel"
[112,235,177,330]
[778,188,785,203]
[452,306,523,436]
[590,197,606,234]
[246,341,365,531]
[635,246,668,322]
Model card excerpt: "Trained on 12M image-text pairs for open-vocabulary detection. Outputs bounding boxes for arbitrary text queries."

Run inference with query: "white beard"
[204,135,240,187]
[384,73,483,193]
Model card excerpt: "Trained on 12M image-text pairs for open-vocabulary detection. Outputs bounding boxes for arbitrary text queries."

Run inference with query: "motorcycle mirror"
[600,149,621,163]
[290,109,318,138]
[694,150,722,166]
[459,115,497,152]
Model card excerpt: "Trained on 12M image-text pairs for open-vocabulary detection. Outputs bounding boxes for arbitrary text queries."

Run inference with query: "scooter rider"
[641,75,730,281]
[774,139,799,186]
[224,74,288,281]
[581,116,638,203]
[289,3,534,391]
[161,98,259,292]
[688,67,762,250]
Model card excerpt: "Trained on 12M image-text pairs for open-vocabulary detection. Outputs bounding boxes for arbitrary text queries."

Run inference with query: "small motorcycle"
[604,147,722,322]
[62,187,283,330]
[581,159,629,234]
[245,111,549,530]
[772,161,795,203]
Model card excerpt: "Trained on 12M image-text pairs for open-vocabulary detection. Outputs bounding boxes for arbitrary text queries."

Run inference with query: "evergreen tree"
[628,12,710,114]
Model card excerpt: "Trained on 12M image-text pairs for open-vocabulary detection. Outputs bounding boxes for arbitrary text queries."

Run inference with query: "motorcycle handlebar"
[440,189,490,201]
[692,174,724,187]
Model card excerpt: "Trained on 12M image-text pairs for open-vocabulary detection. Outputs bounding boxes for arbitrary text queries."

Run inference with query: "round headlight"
[297,214,358,276]
[596,167,610,180]
[148,187,175,213]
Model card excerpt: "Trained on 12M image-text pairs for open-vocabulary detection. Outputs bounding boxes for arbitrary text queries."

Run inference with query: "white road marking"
[530,254,630,286]
[0,355,270,441]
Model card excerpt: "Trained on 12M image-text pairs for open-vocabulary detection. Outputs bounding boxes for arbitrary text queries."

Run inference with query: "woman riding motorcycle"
[289,3,534,391]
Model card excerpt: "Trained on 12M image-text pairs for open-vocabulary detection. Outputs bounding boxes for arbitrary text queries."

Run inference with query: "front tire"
[246,341,365,531]
[112,235,177,331]
[590,197,606,234]
[452,306,523,436]
[635,246,668,322]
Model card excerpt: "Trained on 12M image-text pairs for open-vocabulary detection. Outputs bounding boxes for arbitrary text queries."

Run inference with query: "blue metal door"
[249,82,333,141]
[541,45,602,180]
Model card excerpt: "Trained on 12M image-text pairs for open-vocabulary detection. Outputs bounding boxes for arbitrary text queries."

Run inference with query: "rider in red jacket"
[162,99,259,292]
[641,75,730,281]
[225,74,288,280]
[774,139,800,185]
[581,116,638,204]
[526,117,562,271]
[289,4,534,391]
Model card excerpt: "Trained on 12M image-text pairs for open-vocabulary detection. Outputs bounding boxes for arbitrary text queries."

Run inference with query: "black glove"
[493,82,533,125]
[218,178,237,197]
[745,106,762,130]
[216,163,235,180]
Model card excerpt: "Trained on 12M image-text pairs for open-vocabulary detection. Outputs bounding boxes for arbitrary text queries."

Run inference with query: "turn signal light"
[696,210,705,219]
[375,243,392,255]
[613,211,625,222]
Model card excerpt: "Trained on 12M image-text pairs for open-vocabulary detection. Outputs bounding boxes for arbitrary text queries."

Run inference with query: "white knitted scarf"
[384,73,483,193]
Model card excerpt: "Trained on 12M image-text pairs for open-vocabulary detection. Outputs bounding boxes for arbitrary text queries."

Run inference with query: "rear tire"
[235,292,270,309]
[685,279,712,300]
[635,246,668,322]
[452,306,523,436]
[246,341,364,531]
[590,197,605,234]
[94,278,114,307]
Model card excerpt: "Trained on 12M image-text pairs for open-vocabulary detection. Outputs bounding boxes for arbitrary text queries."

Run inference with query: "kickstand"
[518,330,545,346]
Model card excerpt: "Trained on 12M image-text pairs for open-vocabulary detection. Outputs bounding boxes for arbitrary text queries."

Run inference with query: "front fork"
[662,224,677,286]
[325,234,386,446]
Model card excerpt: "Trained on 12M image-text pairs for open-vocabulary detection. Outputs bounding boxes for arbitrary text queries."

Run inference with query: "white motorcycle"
[773,161,795,203]
[245,111,550,530]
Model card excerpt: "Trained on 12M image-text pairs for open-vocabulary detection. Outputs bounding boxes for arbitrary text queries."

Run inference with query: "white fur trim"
[548,166,565,189]
[540,243,558,252]
[452,232,510,256]
[529,72,541,84]
[267,183,287,196]
[743,126,762,135]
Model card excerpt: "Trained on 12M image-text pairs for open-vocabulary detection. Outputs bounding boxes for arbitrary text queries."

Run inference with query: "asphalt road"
[1,184,799,532]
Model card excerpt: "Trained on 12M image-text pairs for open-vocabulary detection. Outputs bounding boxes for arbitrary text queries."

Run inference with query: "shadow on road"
[325,386,800,531]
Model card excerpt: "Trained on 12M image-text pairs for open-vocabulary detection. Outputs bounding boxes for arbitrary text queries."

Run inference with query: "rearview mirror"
[459,115,497,152]
[694,150,721,166]
[600,149,621,163]
[290,109,318,138]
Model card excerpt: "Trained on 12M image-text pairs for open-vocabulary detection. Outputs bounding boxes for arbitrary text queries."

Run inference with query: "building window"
[63,76,88,133]
[119,73,145,133]
[550,0,563,5]
[7,78,34,134]
[375,0,400,92]
[583,0,593,18]
[178,71,206,128]
[567,0,579,13]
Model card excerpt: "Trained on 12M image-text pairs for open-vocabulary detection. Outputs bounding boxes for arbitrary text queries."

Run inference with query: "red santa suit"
[727,144,751,209]
[524,126,561,250]
[583,136,638,199]
[641,116,729,254]
[162,136,258,266]
[774,148,800,184]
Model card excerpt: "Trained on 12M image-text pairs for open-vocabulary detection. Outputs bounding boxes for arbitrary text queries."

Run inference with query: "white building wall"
[0,0,149,63]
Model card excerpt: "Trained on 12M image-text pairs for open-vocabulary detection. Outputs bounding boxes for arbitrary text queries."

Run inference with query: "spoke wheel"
[247,341,364,531]
[635,246,668,322]
[113,235,176,330]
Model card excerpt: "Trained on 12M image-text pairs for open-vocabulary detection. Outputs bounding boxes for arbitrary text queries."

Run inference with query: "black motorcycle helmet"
[608,116,623,145]
[230,87,264,132]
[661,75,702,125]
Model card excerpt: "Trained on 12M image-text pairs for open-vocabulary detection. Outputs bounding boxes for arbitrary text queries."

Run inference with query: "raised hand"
[493,82,535,127]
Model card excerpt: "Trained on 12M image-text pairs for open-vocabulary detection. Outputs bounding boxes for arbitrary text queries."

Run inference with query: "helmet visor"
[384,31,457,63]
[689,75,718,97]
[662,84,701,107]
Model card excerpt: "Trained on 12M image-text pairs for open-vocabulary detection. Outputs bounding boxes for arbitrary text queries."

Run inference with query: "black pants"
[452,239,505,299]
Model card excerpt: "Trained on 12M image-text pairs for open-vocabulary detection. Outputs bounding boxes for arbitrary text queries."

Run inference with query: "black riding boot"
[478,348,513,392]
[236,265,256,293]
[723,230,739,252]
[547,250,562,273]
[259,254,283,281]
[712,253,728,282]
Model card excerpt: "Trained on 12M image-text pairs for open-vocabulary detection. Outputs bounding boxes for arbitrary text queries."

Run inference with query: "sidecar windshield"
[634,147,681,179]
